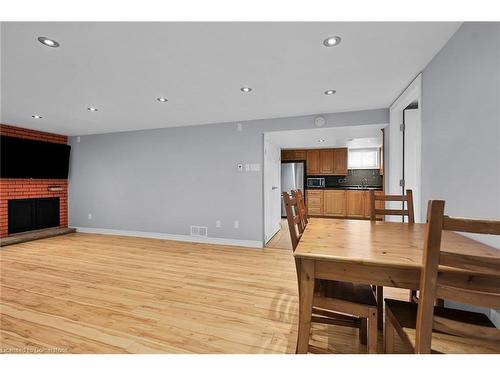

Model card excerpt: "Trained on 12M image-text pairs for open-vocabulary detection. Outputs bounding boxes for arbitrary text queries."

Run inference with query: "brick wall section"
[0,124,67,144]
[0,124,69,238]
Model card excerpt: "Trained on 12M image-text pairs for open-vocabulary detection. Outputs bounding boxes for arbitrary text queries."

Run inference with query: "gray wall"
[68,109,388,243]
[421,22,500,248]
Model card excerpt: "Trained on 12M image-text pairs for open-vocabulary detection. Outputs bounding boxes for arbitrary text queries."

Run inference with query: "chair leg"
[376,286,383,330]
[367,309,378,354]
[359,318,367,345]
[384,308,395,353]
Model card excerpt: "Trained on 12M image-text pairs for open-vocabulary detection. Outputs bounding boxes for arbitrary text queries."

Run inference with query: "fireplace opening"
[8,198,60,235]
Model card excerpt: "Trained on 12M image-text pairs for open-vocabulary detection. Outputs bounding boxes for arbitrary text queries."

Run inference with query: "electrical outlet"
[237,123,243,132]
[233,220,239,229]
[88,213,92,220]
[77,136,81,143]
[216,220,221,228]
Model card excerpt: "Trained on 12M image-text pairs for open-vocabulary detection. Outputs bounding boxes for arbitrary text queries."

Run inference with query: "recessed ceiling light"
[38,37,60,48]
[32,115,43,119]
[240,87,252,93]
[324,89,336,95]
[323,36,341,47]
[318,139,325,143]
[87,107,98,112]
[157,97,168,102]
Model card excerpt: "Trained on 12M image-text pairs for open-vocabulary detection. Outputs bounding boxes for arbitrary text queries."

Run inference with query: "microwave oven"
[307,177,325,188]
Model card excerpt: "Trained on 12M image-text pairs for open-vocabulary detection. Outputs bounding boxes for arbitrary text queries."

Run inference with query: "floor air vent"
[190,225,208,237]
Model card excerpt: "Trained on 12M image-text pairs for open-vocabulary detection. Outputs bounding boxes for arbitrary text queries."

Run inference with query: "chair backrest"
[282,191,303,251]
[369,189,415,223]
[414,200,500,353]
[292,189,308,229]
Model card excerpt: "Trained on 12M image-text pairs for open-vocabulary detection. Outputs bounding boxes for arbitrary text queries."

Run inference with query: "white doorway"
[263,136,282,244]
[263,124,387,245]
[388,74,423,222]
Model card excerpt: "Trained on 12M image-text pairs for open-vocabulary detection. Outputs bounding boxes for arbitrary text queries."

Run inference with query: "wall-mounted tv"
[1,136,71,179]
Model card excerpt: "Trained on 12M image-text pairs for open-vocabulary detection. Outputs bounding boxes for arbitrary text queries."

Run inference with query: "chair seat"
[316,280,377,307]
[385,298,499,354]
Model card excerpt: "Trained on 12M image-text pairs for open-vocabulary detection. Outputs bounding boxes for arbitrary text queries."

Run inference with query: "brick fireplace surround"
[0,124,68,238]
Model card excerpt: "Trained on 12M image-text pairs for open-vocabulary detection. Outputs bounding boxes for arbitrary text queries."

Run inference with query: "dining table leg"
[296,258,315,354]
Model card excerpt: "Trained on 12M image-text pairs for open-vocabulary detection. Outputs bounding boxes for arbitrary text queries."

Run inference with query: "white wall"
[68,109,388,246]
[421,22,500,248]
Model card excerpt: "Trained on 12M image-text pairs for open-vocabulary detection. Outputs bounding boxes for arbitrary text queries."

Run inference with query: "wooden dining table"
[293,217,500,353]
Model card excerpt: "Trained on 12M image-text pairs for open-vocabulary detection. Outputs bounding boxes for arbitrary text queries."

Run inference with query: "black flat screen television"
[1,136,71,179]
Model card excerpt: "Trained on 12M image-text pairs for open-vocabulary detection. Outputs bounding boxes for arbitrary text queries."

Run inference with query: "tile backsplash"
[309,169,382,187]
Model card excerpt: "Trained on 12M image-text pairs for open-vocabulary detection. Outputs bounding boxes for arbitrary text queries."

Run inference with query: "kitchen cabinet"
[308,188,384,219]
[294,150,307,160]
[281,150,307,161]
[324,190,346,216]
[306,190,323,216]
[346,190,366,218]
[306,148,347,176]
[333,148,348,175]
[280,148,349,176]
[319,149,335,174]
[306,150,320,175]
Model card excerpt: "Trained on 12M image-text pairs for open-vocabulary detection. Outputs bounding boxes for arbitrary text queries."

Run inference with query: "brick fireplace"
[0,124,68,238]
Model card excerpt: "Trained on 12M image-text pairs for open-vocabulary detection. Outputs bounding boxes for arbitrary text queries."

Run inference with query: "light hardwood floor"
[265,219,292,250]
[1,232,408,353]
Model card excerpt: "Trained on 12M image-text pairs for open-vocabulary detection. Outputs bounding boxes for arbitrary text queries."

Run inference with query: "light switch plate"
[250,163,261,172]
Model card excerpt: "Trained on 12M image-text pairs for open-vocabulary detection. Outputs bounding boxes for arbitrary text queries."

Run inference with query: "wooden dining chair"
[283,191,379,353]
[369,189,415,223]
[369,189,417,330]
[283,191,304,250]
[384,200,500,354]
[293,189,308,228]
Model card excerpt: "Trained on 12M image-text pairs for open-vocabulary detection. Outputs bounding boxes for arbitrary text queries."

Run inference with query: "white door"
[403,108,422,222]
[263,138,282,244]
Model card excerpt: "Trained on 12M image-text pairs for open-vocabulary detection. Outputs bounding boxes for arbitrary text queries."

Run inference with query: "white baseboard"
[74,227,263,249]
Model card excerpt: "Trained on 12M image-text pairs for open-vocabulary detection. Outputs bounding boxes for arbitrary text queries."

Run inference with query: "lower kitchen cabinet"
[306,190,323,216]
[324,190,346,216]
[346,190,366,218]
[306,189,384,219]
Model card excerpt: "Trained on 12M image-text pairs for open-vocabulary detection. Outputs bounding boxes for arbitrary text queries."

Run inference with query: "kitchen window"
[348,148,380,169]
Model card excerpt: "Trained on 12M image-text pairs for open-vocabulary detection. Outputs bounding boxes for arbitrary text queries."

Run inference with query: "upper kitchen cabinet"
[332,148,348,175]
[281,150,307,161]
[319,149,335,174]
[301,148,348,176]
[306,150,320,175]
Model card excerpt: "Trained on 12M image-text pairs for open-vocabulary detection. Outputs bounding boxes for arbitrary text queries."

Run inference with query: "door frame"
[387,73,423,222]
[263,134,282,244]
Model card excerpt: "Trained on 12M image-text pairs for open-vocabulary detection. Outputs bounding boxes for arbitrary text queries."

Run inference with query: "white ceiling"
[1,22,461,136]
[266,124,383,149]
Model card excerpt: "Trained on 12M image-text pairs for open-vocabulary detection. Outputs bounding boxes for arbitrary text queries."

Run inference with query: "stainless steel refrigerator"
[281,161,305,217]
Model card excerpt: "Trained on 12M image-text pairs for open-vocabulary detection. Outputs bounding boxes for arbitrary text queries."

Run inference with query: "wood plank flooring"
[265,220,292,250]
[1,232,408,353]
